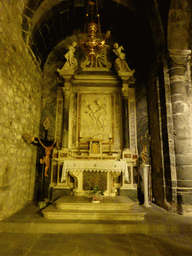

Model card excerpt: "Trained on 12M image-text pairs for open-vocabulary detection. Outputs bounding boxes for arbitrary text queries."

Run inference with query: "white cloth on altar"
[61,160,129,182]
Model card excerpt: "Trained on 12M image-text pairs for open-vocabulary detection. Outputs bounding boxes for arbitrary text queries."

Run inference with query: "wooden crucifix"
[23,118,56,177]
[38,138,55,177]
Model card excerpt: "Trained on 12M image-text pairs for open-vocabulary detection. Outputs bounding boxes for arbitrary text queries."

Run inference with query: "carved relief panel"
[78,92,113,142]
[60,88,121,152]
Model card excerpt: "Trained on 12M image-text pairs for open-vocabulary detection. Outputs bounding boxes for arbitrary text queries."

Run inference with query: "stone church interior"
[1,0,192,225]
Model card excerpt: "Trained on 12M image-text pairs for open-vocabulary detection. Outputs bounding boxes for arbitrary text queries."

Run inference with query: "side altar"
[49,39,138,201]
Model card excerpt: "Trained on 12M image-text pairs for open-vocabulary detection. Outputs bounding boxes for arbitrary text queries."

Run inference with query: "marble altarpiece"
[49,41,138,200]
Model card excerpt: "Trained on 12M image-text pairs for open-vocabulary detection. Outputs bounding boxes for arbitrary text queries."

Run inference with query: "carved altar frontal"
[83,171,107,191]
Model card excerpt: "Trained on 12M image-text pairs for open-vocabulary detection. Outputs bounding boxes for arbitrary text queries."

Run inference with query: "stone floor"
[1,202,192,255]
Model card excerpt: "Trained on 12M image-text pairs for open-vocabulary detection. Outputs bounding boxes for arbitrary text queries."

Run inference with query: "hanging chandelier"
[80,0,110,66]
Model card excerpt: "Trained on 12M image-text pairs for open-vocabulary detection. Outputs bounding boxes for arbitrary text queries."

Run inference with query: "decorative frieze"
[81,45,112,71]
[129,89,137,153]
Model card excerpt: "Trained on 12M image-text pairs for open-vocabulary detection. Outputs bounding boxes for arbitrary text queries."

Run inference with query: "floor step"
[55,196,135,211]
[42,196,146,221]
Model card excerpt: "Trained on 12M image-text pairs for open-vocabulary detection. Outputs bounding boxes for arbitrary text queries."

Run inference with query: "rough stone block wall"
[0,1,41,219]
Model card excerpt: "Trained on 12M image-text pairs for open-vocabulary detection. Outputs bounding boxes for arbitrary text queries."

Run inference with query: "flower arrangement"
[90,186,104,203]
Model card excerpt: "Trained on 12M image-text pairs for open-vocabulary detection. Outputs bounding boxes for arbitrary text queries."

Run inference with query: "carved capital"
[121,83,129,98]
[62,83,72,98]
[59,74,73,97]
[168,49,191,76]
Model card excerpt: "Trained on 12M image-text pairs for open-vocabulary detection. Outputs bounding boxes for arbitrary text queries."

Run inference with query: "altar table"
[61,160,129,196]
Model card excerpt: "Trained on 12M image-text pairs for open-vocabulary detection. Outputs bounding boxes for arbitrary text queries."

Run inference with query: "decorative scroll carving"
[81,45,112,71]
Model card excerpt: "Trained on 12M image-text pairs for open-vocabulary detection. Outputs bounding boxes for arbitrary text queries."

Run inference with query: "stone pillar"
[141,164,151,207]
[168,49,192,213]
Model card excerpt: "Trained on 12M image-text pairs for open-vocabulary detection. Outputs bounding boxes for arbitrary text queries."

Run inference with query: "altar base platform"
[42,196,146,221]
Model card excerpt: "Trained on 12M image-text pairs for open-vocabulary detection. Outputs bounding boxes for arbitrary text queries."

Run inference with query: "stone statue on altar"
[113,43,126,60]
[113,42,135,76]
[65,41,77,65]
[58,41,78,74]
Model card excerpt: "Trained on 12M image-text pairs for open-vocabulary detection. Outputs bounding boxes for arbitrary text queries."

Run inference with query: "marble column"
[168,49,192,213]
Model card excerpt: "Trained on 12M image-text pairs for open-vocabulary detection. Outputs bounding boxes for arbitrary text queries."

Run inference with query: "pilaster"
[121,83,129,149]
[118,68,136,155]
[62,75,73,149]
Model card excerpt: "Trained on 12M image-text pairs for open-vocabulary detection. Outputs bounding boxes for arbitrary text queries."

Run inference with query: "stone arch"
[143,0,167,59]
[168,0,189,49]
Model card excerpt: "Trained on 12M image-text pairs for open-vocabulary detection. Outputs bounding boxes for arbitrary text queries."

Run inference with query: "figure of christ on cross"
[38,138,56,177]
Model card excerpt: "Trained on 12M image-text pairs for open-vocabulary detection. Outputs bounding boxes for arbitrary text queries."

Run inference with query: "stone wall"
[0,1,42,219]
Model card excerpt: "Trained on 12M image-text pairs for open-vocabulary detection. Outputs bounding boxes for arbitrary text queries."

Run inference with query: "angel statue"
[113,43,126,60]
[58,41,78,73]
[64,41,77,65]
[113,42,135,76]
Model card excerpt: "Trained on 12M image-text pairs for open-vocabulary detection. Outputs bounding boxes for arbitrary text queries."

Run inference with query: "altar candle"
[109,133,112,138]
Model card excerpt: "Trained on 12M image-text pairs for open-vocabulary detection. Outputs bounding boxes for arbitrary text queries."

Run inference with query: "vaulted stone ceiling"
[22,0,171,72]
